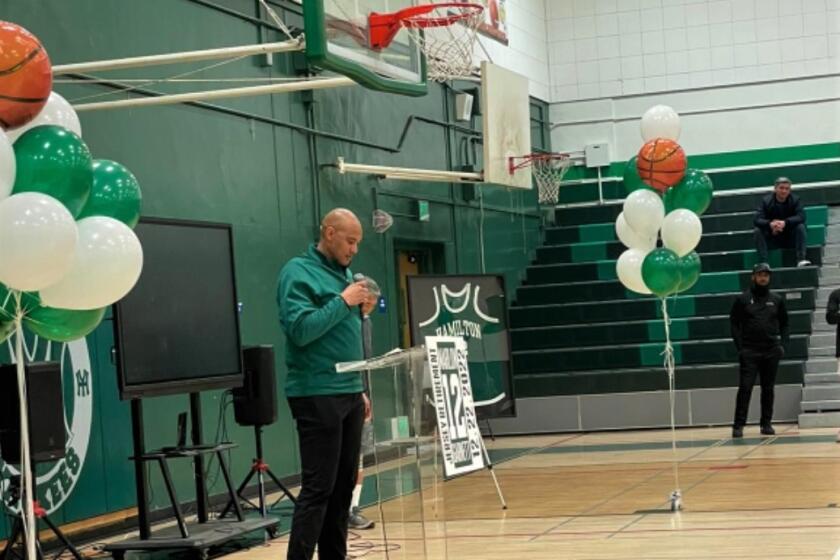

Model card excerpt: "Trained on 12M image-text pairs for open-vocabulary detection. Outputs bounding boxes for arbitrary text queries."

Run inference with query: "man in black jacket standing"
[826,286,840,365]
[754,177,810,267]
[730,263,789,438]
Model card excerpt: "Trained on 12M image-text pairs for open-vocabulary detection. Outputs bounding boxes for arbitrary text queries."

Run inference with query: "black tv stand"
[104,393,277,560]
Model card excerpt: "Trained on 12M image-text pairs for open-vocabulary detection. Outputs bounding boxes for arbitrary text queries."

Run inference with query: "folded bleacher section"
[496,184,840,433]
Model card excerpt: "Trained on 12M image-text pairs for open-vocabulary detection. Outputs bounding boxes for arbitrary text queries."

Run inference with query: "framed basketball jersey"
[407,275,515,419]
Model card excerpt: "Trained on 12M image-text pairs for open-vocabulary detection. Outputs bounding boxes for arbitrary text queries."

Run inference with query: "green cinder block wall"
[0,0,546,534]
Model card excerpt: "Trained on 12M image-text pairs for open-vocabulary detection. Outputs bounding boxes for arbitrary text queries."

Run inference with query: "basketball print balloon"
[636,138,687,192]
[0,21,52,129]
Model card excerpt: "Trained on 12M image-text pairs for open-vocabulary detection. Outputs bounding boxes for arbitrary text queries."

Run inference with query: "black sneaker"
[760,425,775,436]
[348,507,374,530]
[732,427,743,438]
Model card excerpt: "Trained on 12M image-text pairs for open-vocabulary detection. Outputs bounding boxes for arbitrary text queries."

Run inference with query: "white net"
[401,4,484,82]
[529,154,572,205]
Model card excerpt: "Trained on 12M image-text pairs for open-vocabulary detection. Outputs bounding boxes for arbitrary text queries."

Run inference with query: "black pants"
[733,347,783,429]
[754,224,807,262]
[287,393,365,560]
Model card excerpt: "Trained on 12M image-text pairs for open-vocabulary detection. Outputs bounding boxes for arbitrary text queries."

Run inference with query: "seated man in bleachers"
[754,177,811,267]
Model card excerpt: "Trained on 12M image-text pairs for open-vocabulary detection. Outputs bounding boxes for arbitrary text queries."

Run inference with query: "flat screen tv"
[114,218,243,399]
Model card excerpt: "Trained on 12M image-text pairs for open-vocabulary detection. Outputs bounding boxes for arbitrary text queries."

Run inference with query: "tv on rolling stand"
[113,217,244,400]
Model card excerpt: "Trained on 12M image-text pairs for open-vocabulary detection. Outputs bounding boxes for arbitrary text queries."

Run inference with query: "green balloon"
[77,159,142,228]
[663,186,677,213]
[669,169,713,215]
[24,303,105,343]
[0,284,15,343]
[0,318,13,343]
[13,125,93,217]
[623,156,653,195]
[676,251,701,293]
[642,248,682,298]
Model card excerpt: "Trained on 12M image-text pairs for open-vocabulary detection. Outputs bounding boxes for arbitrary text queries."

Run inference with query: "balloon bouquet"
[0,22,144,558]
[615,105,714,511]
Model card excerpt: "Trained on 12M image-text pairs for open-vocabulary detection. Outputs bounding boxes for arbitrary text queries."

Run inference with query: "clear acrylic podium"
[338,347,448,560]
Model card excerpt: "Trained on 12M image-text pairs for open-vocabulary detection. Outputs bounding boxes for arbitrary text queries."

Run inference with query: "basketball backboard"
[333,61,533,189]
[482,62,531,189]
[302,0,427,96]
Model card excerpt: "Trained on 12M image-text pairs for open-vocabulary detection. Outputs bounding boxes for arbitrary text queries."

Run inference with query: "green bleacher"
[510,188,835,401]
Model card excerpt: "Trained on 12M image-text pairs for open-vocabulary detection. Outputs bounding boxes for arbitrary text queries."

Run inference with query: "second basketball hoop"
[509,153,572,206]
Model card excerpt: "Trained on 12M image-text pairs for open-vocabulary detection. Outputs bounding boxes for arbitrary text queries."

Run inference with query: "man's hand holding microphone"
[342,273,381,421]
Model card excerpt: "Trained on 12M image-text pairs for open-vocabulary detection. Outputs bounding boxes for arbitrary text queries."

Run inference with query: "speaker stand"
[220,425,297,520]
[1,489,82,560]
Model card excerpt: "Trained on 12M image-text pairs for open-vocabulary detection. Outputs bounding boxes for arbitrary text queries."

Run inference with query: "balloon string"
[661,297,681,495]
[13,291,37,560]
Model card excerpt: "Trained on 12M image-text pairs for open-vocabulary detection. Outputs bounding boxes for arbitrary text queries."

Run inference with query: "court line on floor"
[528,434,734,542]
[606,426,794,539]
[295,517,840,543]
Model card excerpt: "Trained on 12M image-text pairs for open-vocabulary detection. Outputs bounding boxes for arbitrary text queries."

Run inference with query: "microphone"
[353,273,381,298]
[353,273,380,359]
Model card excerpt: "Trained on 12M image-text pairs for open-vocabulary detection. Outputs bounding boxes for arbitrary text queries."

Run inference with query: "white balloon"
[616,248,652,295]
[0,129,14,202]
[641,104,681,142]
[0,193,77,291]
[662,209,703,257]
[623,189,664,238]
[40,217,143,310]
[6,92,82,144]
[616,212,656,251]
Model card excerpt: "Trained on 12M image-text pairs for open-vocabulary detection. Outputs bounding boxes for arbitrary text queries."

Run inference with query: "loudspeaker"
[454,92,474,122]
[0,362,66,464]
[233,346,277,427]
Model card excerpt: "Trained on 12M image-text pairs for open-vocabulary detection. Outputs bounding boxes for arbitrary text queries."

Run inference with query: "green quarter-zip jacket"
[277,244,364,397]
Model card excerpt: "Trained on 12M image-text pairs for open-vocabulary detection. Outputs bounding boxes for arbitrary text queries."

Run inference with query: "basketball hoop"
[368,3,484,82]
[509,153,572,206]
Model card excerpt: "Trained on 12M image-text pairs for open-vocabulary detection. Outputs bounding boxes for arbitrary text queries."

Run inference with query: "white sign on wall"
[425,336,485,478]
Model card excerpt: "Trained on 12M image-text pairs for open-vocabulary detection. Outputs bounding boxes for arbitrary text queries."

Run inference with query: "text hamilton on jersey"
[433,319,483,340]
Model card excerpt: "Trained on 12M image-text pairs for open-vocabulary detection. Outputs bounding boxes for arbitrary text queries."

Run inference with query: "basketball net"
[401,4,484,81]
[509,154,572,206]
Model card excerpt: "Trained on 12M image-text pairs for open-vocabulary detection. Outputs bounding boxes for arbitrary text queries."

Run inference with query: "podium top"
[336,347,426,373]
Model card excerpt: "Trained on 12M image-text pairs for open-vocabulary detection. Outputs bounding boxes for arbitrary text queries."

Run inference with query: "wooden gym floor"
[218,424,840,559]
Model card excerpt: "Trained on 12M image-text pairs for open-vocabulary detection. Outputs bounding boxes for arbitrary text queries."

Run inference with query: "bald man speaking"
[278,208,375,560]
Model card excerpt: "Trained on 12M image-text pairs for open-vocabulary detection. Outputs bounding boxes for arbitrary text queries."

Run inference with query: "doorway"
[394,242,445,348]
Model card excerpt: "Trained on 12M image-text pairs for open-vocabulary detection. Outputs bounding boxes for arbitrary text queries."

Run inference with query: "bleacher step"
[806,358,839,374]
[805,372,840,384]
[803,384,840,401]
[800,399,840,413]
[820,267,840,282]
[810,333,835,347]
[798,411,840,428]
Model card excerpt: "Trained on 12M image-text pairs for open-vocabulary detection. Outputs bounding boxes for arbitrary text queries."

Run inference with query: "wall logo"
[0,336,92,514]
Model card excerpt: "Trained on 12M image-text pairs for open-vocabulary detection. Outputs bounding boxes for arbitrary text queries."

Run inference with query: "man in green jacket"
[278,208,374,560]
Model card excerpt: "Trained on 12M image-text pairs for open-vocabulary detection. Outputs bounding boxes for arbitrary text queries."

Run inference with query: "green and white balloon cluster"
[0,99,143,343]
[615,105,714,299]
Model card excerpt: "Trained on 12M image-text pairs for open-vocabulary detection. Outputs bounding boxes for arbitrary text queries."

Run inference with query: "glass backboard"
[302,0,428,96]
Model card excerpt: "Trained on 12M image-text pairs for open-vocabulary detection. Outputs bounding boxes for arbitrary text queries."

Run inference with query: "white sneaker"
[797,260,811,267]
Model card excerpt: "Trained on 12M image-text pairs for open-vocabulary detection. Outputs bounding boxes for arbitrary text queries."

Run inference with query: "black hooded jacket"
[754,192,805,231]
[825,288,840,357]
[730,283,789,352]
